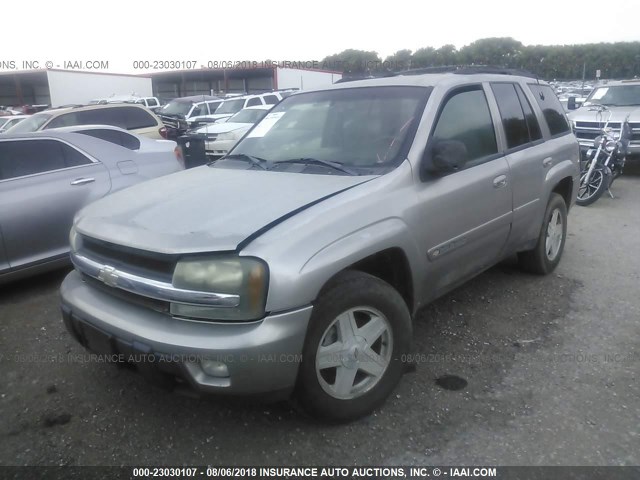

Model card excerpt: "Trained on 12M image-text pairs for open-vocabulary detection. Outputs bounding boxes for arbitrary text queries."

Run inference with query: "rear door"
[0,138,110,269]
[415,85,513,298]
[488,82,553,248]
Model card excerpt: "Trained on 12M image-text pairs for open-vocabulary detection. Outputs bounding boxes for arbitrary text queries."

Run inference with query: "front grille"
[574,121,640,146]
[160,116,179,129]
[81,236,177,282]
[81,273,170,315]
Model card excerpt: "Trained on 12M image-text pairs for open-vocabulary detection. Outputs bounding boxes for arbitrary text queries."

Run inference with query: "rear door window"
[515,84,542,142]
[491,83,529,149]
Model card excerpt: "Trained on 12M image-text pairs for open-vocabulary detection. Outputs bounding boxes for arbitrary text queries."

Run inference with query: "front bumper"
[60,270,312,395]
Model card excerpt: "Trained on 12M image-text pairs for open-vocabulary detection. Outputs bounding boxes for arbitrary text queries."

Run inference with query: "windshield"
[5,112,52,133]
[159,101,193,116]
[228,108,269,124]
[215,99,245,115]
[0,118,9,127]
[584,85,640,106]
[228,86,429,172]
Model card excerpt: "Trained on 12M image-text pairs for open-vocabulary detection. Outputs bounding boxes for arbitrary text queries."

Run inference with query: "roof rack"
[396,65,539,79]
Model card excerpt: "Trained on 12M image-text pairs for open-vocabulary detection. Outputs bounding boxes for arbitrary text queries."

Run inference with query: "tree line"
[320,38,640,81]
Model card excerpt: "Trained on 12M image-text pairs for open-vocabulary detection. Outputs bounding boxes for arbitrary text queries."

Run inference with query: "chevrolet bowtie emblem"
[97,265,119,288]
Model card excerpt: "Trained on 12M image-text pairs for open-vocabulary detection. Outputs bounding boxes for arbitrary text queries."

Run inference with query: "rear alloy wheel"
[297,271,411,421]
[518,193,568,275]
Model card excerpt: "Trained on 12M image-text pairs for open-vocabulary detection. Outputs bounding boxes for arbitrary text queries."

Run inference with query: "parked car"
[4,104,167,139]
[50,124,183,165]
[567,80,640,156]
[205,93,284,124]
[0,107,25,116]
[0,130,183,284]
[0,115,29,133]
[90,95,163,113]
[60,69,579,421]
[133,97,162,112]
[192,105,273,158]
[157,95,223,137]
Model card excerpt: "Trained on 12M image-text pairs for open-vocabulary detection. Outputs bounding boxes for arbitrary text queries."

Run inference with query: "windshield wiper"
[275,158,357,175]
[213,153,271,170]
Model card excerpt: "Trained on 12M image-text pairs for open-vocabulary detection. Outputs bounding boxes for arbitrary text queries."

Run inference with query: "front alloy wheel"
[316,307,393,400]
[297,271,411,421]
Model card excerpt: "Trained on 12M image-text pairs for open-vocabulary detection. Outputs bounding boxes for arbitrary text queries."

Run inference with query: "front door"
[0,138,110,270]
[412,85,513,299]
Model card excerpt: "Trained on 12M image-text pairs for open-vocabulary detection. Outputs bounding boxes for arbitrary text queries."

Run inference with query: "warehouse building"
[149,66,342,100]
[0,66,341,108]
[0,69,153,108]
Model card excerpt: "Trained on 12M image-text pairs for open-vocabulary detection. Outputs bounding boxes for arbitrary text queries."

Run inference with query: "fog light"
[200,359,229,378]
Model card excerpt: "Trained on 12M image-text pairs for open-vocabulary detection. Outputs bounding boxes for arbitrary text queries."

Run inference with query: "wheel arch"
[317,247,415,315]
[551,175,574,211]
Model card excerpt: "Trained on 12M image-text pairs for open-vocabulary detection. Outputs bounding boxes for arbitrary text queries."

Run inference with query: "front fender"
[263,218,422,313]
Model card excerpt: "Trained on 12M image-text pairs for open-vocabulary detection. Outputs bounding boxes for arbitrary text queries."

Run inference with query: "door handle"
[70,177,95,186]
[542,157,553,168]
[493,175,507,188]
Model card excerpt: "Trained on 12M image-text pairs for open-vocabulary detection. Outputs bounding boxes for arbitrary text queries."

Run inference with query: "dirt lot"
[1,172,638,467]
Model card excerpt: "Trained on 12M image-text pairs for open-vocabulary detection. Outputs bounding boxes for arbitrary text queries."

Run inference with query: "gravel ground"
[0,172,638,467]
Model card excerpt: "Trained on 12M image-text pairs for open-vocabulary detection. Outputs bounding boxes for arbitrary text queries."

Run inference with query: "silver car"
[60,69,579,421]
[0,130,183,284]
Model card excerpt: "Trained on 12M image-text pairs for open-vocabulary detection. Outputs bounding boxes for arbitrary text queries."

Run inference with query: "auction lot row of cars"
[2,68,639,421]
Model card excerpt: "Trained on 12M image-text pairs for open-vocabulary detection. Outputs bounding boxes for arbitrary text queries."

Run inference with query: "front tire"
[576,167,608,206]
[518,193,568,275]
[296,271,411,421]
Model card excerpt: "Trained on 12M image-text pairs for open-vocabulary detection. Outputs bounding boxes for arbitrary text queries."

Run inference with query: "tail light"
[159,126,168,139]
[174,146,185,169]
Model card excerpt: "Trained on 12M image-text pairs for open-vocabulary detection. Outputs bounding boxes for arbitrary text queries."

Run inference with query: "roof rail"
[396,65,539,79]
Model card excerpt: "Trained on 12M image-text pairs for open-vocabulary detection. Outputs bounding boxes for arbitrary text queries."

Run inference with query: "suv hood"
[75,167,373,254]
[568,105,640,122]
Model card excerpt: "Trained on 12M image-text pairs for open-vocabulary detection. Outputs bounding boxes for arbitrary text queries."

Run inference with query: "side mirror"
[421,140,467,178]
[567,96,577,110]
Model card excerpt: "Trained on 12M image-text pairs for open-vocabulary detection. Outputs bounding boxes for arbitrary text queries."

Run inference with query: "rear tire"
[518,193,568,275]
[296,271,411,422]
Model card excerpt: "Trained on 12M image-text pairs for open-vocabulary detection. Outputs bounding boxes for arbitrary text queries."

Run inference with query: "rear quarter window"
[527,84,570,137]
[77,128,141,150]
[246,97,263,107]
[263,95,280,105]
[120,106,158,129]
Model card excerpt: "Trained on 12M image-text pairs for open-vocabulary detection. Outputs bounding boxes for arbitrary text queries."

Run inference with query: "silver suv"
[60,69,580,421]
[567,80,640,155]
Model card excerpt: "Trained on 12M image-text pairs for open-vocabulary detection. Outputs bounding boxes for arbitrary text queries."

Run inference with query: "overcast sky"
[4,0,640,74]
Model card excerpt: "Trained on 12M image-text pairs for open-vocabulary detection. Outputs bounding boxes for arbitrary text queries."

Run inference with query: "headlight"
[605,140,617,152]
[216,130,240,141]
[69,225,81,253]
[170,256,268,321]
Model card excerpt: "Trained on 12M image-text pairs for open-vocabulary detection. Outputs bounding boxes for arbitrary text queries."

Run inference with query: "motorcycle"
[576,105,631,206]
